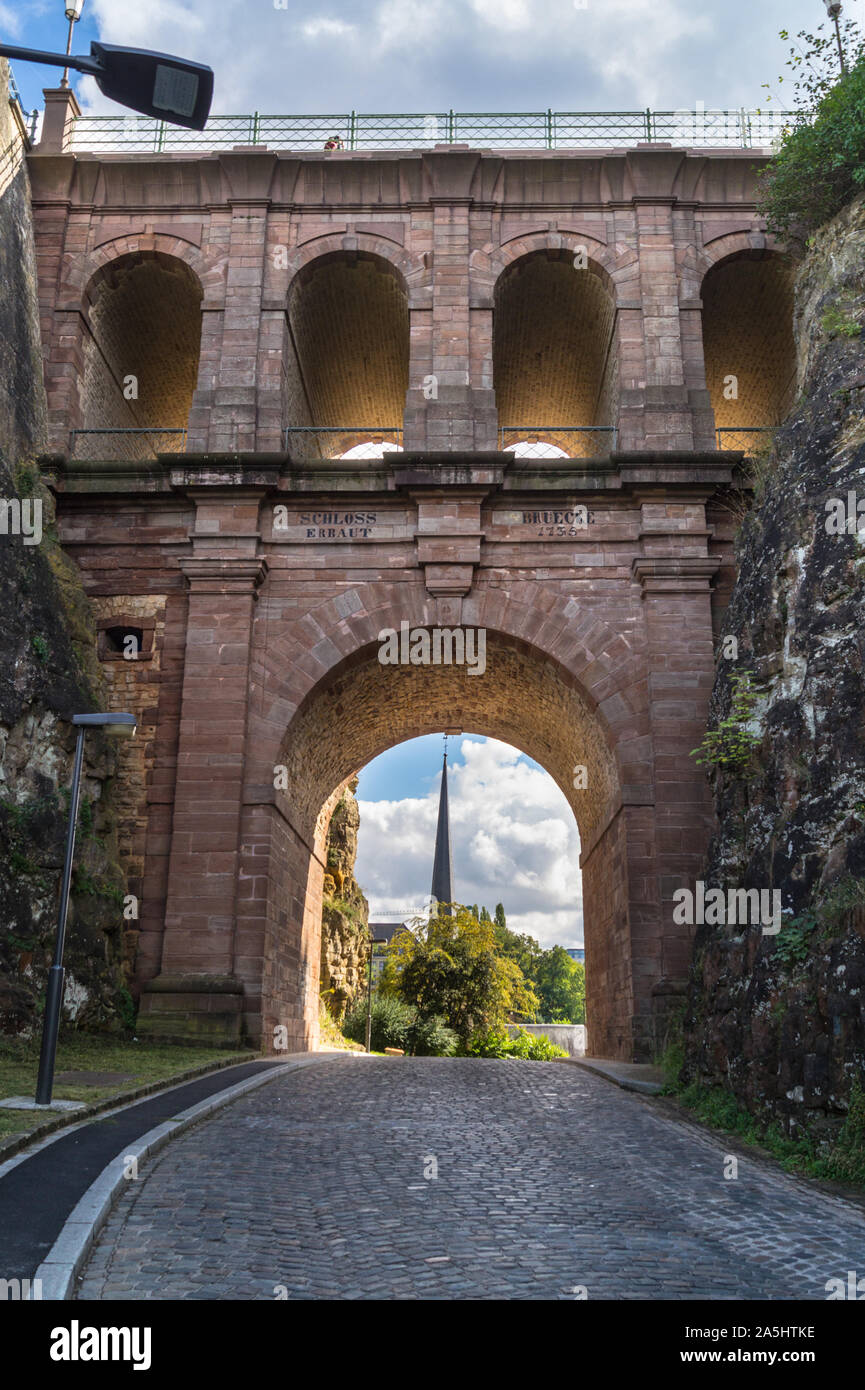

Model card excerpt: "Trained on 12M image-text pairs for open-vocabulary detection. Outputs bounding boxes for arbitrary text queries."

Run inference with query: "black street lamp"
[0,0,214,130]
[34,712,137,1107]
[824,1,847,74]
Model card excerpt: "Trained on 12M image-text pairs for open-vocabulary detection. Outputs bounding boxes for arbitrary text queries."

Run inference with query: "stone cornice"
[43,449,748,502]
[631,556,722,593]
[178,556,269,594]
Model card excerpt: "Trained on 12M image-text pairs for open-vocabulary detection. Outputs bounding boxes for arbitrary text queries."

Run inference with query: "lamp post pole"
[34,726,86,1105]
[34,712,136,1106]
[824,2,847,74]
[365,931,374,1053]
[61,1,85,89]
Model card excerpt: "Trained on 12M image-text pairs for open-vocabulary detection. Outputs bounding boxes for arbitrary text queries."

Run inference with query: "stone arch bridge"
[27,105,798,1060]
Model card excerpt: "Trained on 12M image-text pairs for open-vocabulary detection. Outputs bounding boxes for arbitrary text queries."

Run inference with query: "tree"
[533,946,586,1024]
[494,903,507,934]
[756,21,865,241]
[383,904,538,1046]
[493,917,544,984]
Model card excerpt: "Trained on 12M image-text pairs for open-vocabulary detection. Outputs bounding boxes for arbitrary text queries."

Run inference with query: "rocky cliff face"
[0,70,129,1037]
[683,195,865,1137]
[319,779,369,1020]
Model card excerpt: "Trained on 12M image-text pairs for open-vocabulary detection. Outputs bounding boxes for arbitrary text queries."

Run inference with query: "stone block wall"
[27,141,796,462]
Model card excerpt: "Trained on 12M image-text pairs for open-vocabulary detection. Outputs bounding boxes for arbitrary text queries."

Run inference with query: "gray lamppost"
[365,932,388,1053]
[34,712,137,1106]
[61,0,85,88]
[824,1,847,74]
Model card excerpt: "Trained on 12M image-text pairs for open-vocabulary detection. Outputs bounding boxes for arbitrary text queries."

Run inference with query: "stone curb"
[0,1050,258,1163]
[31,1051,354,1301]
[566,1056,664,1095]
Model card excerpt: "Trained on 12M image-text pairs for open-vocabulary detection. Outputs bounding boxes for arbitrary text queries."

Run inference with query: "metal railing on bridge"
[499,427,617,460]
[6,64,38,145]
[69,428,188,461]
[66,108,792,155]
[715,427,773,456]
[284,427,404,460]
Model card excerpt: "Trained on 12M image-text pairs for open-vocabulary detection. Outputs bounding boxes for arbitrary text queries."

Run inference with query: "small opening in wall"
[105,626,144,657]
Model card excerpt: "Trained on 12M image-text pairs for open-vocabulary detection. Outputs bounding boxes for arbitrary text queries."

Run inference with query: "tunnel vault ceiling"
[276,637,621,856]
[493,251,617,428]
[287,252,410,429]
[83,252,202,432]
[702,253,796,430]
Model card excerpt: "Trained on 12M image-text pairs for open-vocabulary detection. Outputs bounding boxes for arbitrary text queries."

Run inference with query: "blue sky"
[5,0,865,119]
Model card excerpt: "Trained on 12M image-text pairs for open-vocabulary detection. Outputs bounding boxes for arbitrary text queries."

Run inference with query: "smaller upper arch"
[283,232,428,307]
[69,231,216,306]
[693,229,791,288]
[479,230,621,305]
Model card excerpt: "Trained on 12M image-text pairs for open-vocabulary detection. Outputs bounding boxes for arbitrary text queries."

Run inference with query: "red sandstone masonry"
[30,138,791,1060]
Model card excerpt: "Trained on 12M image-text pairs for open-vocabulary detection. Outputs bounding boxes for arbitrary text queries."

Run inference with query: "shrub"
[342,997,457,1056]
[343,995,414,1053]
[406,1013,458,1057]
[757,42,865,243]
[461,1026,567,1060]
[691,668,762,775]
[461,1027,512,1058]
[507,1028,568,1060]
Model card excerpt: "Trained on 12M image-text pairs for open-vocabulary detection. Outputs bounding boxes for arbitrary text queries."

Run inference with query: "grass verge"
[0,1035,256,1140]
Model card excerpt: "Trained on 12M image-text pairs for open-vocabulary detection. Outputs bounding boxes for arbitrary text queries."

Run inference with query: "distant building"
[369,921,403,983]
[564,947,585,965]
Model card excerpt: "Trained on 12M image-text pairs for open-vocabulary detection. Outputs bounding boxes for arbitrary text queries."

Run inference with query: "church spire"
[430,736,454,915]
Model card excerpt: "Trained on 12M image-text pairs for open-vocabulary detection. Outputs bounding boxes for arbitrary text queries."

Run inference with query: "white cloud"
[89,0,206,45]
[469,0,532,31]
[301,18,356,39]
[0,3,22,35]
[73,0,829,117]
[356,737,583,950]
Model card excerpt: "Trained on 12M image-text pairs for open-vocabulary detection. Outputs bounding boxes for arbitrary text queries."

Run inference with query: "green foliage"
[756,21,865,242]
[406,1013,458,1057]
[461,1026,567,1060]
[461,1027,513,1058]
[774,908,817,968]
[116,986,136,1031]
[678,1077,865,1187]
[507,1028,567,1060]
[829,1076,865,1184]
[774,875,865,968]
[532,945,586,1024]
[323,894,367,929]
[691,668,762,774]
[384,904,538,1046]
[821,302,862,339]
[343,994,414,1052]
[31,633,49,663]
[71,865,124,905]
[342,995,457,1056]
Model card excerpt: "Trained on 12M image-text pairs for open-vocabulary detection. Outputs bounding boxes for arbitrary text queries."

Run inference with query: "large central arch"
[232,628,642,1062]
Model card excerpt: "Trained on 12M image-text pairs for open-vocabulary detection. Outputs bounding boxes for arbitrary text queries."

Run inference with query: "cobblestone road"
[75,1057,865,1300]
